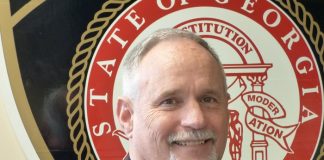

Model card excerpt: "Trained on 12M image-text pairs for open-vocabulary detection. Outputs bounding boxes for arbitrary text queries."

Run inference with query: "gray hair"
[121,28,227,98]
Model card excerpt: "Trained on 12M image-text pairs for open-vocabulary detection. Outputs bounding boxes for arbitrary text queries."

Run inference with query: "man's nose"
[180,99,207,129]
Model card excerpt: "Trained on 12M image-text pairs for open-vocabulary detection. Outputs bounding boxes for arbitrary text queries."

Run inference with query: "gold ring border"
[275,0,324,159]
[276,0,324,70]
[66,0,131,159]
[66,0,324,159]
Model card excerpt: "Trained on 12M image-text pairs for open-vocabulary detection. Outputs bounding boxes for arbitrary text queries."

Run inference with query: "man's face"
[121,38,229,160]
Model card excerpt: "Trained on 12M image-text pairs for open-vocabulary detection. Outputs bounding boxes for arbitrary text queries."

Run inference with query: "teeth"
[175,140,207,146]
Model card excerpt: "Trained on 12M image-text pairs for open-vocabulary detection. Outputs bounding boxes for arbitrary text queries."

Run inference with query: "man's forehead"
[139,39,217,69]
[132,37,225,89]
[158,87,223,97]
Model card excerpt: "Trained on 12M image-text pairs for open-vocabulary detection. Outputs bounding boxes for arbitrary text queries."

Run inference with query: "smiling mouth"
[168,130,216,147]
[173,139,212,146]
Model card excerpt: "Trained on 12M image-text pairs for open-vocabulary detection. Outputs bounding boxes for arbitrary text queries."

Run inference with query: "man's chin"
[169,152,219,160]
[169,145,219,160]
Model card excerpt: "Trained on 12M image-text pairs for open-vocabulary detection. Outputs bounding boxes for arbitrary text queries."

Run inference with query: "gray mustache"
[168,130,216,144]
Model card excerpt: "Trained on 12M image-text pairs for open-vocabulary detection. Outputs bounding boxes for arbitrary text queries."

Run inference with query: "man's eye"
[201,96,217,103]
[160,99,177,105]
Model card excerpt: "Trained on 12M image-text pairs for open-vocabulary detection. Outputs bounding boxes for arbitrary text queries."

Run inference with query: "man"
[117,28,230,160]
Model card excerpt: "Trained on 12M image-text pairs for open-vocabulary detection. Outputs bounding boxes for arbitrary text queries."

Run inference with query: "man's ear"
[117,97,134,138]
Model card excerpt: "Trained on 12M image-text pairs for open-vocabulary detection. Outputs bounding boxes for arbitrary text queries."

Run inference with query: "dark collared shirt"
[123,153,130,160]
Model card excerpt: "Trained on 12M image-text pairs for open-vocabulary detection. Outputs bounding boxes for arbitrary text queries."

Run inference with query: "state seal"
[66,1,324,159]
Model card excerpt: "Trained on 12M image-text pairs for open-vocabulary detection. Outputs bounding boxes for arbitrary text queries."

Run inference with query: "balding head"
[121,28,227,99]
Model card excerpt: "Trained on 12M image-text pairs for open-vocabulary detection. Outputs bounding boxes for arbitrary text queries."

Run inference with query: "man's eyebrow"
[156,89,182,99]
[150,89,182,106]
[201,89,223,97]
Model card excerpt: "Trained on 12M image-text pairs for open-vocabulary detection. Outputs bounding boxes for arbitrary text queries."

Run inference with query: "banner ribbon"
[242,92,299,153]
